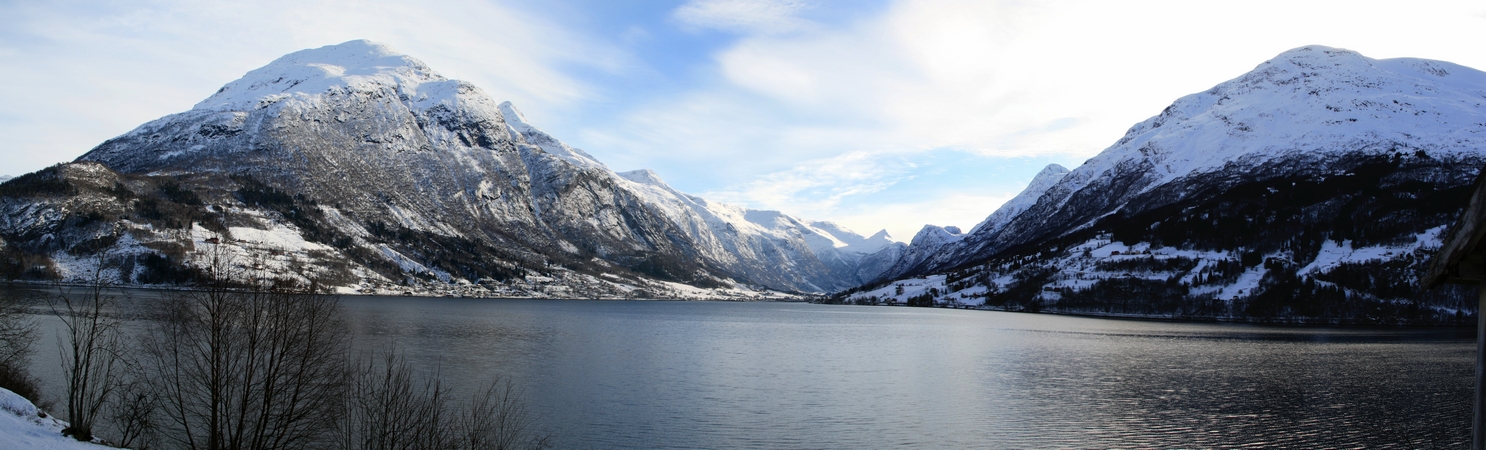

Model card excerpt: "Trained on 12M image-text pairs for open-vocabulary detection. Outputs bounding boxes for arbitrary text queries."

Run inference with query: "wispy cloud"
[672,0,814,34]
[693,147,1054,239]
[703,151,910,210]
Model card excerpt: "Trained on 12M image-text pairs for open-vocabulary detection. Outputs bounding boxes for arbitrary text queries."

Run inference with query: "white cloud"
[672,0,814,34]
[702,151,911,211]
[591,0,1486,236]
[693,149,1037,239]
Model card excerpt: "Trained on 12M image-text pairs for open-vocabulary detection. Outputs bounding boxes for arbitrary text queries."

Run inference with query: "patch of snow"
[1297,226,1447,277]
[377,244,449,281]
[1088,241,1131,258]
[227,225,331,253]
[0,387,115,449]
[1217,264,1268,301]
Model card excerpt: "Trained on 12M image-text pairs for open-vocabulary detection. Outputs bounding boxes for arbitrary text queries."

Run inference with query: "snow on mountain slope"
[878,164,1066,281]
[1057,46,1486,203]
[194,40,444,112]
[914,45,1486,276]
[879,225,965,282]
[499,101,607,171]
[809,222,898,254]
[613,168,901,290]
[49,39,889,294]
[845,45,1486,324]
[968,164,1069,236]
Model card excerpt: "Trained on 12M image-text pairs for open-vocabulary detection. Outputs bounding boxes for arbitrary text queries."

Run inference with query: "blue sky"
[2,0,1485,239]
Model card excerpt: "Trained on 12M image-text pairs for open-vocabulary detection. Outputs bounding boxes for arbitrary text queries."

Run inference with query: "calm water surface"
[20,292,1477,448]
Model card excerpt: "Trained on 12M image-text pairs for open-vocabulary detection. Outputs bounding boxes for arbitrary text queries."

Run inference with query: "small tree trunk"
[51,256,126,442]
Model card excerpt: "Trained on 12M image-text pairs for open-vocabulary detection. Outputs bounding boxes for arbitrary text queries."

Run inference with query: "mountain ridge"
[2,39,898,297]
[904,45,1486,278]
[845,45,1486,324]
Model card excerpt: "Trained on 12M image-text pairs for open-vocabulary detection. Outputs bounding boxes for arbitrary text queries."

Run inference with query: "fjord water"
[22,294,1474,448]
[335,297,1471,448]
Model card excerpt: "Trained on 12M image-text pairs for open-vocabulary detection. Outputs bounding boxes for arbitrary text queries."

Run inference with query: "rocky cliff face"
[2,40,894,296]
[848,46,1486,324]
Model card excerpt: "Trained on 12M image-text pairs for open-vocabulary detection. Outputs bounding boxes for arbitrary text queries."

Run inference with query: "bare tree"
[116,243,551,449]
[49,258,128,441]
[106,361,160,450]
[340,351,550,450]
[339,352,453,450]
[459,377,550,450]
[0,287,38,401]
[141,247,350,450]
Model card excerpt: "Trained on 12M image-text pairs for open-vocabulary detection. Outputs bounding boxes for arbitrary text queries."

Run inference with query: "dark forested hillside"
[841,152,1482,325]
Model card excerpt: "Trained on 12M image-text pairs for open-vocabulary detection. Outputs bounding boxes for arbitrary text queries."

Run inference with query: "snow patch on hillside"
[1216,265,1268,301]
[847,220,1457,320]
[1298,226,1446,277]
[227,225,331,253]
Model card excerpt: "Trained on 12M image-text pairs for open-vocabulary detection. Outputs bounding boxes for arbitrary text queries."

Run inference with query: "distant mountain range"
[0,40,903,298]
[842,46,1486,324]
[3,42,1484,322]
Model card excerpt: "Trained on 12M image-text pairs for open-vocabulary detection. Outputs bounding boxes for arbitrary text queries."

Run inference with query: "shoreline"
[3,281,1464,329]
[822,301,1476,330]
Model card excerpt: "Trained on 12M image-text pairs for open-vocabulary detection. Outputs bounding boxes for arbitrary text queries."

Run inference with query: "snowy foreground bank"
[0,388,113,449]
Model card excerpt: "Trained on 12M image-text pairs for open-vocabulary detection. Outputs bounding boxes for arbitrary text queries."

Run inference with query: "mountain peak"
[910,225,964,247]
[51,40,900,296]
[617,169,668,187]
[194,39,444,111]
[965,163,1070,237]
[1079,44,1486,196]
[1266,45,1357,62]
[1035,163,1070,180]
[497,101,531,126]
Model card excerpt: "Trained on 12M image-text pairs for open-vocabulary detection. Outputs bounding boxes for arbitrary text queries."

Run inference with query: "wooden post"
[1478,288,1485,450]
[1421,168,1486,447]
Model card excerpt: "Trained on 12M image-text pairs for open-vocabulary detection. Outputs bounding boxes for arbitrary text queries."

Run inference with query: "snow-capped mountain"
[878,163,1068,280]
[611,168,905,291]
[1,40,893,296]
[850,46,1486,324]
